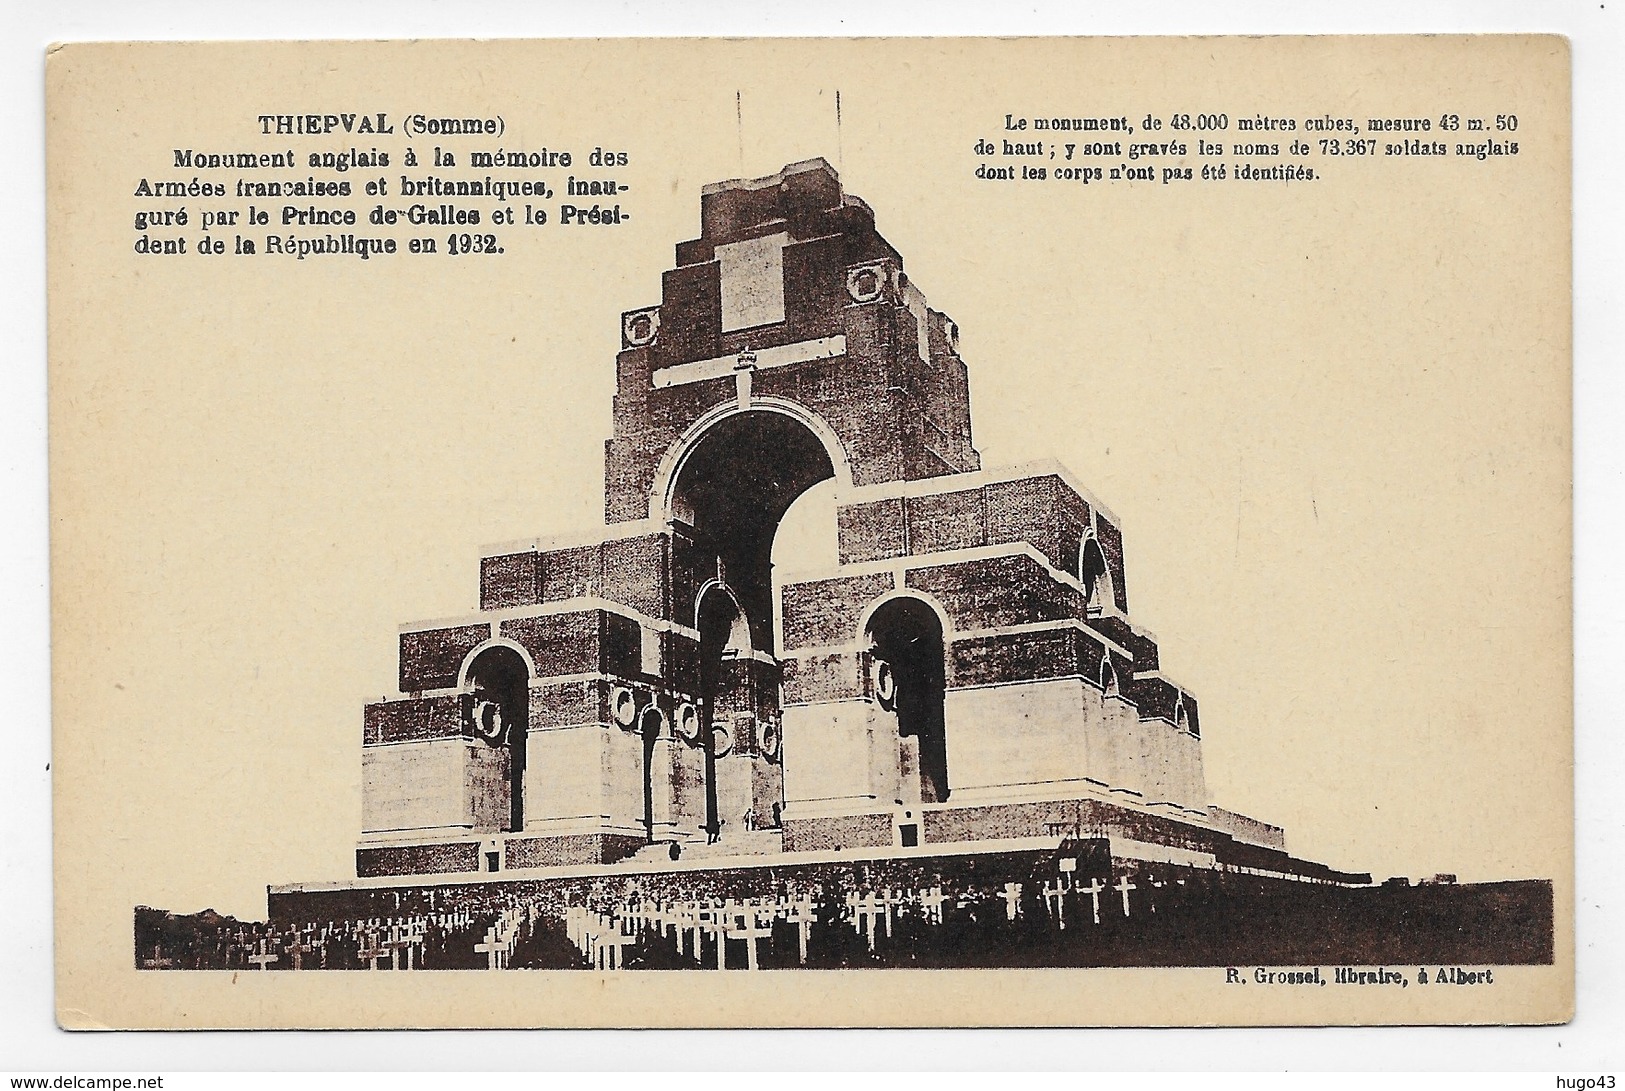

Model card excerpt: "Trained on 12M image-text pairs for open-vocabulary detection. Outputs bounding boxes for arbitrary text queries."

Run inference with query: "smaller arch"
[863,592,951,805]
[695,580,753,658]
[1175,695,1199,737]
[1080,536,1114,617]
[638,704,671,741]
[462,643,533,700]
[1100,655,1121,698]
[638,702,673,844]
[854,589,956,652]
[459,640,532,834]
[456,636,538,690]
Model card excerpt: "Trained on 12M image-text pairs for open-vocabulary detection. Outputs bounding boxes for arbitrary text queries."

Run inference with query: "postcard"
[47,35,1571,1028]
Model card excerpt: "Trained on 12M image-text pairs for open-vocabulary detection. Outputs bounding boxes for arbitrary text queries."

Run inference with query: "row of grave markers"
[142,909,479,971]
[143,868,1168,972]
[1027,873,1143,929]
[549,874,1150,970]
[563,896,805,970]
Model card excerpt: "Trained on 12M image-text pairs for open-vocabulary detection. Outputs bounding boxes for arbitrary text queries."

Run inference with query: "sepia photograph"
[43,33,1574,1032]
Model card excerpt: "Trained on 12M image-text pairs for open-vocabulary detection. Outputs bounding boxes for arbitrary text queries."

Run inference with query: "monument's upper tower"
[604,158,980,524]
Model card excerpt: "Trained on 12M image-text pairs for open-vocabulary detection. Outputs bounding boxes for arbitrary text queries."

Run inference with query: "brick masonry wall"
[1052,483,1093,581]
[1182,694,1200,736]
[653,258,721,366]
[1109,651,1136,693]
[480,551,541,609]
[1074,629,1108,686]
[482,535,669,617]
[663,629,702,694]
[1087,614,1159,672]
[530,680,606,730]
[905,486,986,555]
[543,544,598,602]
[601,535,665,618]
[1094,516,1129,613]
[1126,675,1179,723]
[837,474,1093,575]
[399,624,489,692]
[921,800,1064,844]
[669,531,715,632]
[356,841,480,877]
[949,628,1109,690]
[712,657,782,725]
[907,553,1084,631]
[985,476,1063,568]
[782,812,893,853]
[601,612,645,679]
[501,613,597,677]
[837,496,906,564]
[504,833,644,869]
[781,571,895,650]
[498,610,644,680]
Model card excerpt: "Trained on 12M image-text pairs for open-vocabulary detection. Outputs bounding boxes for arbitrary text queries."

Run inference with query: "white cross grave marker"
[475,926,509,970]
[700,908,729,969]
[1115,875,1137,918]
[384,923,415,970]
[596,924,636,971]
[1001,882,1023,922]
[1043,878,1070,930]
[919,887,948,925]
[782,896,815,964]
[248,939,280,971]
[847,892,888,950]
[1081,878,1106,925]
[721,909,772,971]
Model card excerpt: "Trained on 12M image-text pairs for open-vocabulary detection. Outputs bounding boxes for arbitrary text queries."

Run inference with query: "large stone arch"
[652,397,855,527]
[659,400,852,655]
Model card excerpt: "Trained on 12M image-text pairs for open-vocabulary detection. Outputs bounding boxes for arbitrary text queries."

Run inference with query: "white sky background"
[5,0,1623,1073]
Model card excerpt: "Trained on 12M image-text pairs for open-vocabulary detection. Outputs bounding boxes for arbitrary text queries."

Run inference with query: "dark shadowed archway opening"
[465,645,530,832]
[1081,537,1112,616]
[697,586,750,841]
[670,410,838,653]
[639,705,670,843]
[866,597,950,805]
